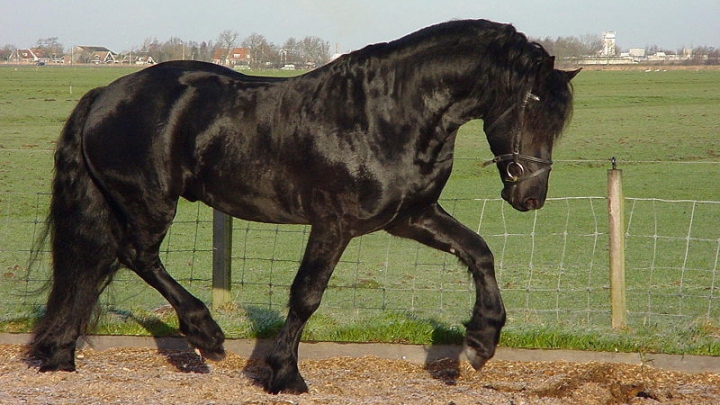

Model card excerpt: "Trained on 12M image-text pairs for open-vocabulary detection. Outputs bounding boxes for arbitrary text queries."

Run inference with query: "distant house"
[628,48,646,58]
[119,52,155,65]
[133,55,156,65]
[8,48,43,64]
[72,46,118,64]
[213,47,251,66]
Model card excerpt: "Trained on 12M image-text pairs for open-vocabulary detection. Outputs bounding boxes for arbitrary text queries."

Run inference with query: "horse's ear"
[540,56,555,76]
[564,68,582,81]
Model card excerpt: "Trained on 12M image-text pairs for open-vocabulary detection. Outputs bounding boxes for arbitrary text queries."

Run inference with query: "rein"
[481,91,553,183]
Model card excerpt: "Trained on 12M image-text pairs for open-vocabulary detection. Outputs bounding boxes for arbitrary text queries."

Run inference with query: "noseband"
[482,91,553,183]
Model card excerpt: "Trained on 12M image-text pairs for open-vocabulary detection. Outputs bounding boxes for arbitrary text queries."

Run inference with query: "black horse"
[30,19,578,393]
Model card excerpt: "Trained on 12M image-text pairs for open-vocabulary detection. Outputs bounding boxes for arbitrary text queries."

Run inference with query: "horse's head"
[483,57,580,212]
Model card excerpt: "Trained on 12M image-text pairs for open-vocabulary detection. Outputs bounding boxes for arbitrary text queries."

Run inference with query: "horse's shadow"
[109,308,211,374]
[94,306,280,379]
[423,324,466,386]
[105,308,466,383]
[233,309,468,387]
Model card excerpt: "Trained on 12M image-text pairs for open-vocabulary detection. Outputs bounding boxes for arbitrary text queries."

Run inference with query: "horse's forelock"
[485,30,574,141]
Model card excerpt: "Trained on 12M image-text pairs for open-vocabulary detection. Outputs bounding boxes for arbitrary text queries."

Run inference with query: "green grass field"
[1,65,719,355]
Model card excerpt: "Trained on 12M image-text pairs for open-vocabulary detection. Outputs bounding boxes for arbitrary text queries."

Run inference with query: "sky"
[1,0,718,53]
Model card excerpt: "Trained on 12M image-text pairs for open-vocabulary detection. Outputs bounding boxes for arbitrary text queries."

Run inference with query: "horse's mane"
[313,19,573,142]
[335,19,552,89]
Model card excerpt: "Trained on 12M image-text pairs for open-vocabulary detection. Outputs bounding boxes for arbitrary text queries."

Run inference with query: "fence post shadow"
[239,306,285,387]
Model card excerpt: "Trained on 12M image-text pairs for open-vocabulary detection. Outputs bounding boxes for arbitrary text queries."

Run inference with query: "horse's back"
[80,61,311,223]
[77,58,454,229]
[154,60,288,83]
[81,63,254,200]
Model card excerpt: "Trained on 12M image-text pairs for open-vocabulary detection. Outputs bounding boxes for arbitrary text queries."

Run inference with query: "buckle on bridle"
[482,90,551,183]
[482,153,553,183]
[505,161,524,183]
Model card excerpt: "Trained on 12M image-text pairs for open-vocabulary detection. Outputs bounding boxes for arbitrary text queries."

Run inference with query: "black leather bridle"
[482,91,553,183]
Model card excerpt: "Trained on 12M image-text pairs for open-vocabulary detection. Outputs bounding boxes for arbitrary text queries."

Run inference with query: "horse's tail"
[30,87,123,369]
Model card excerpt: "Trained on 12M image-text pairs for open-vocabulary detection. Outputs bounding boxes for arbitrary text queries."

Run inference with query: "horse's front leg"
[265,221,351,394]
[387,203,506,370]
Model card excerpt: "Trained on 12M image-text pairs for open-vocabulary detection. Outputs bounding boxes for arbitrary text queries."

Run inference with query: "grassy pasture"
[1,65,719,355]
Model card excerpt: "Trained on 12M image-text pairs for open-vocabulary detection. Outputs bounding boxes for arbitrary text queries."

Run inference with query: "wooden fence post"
[607,158,627,329]
[212,210,232,309]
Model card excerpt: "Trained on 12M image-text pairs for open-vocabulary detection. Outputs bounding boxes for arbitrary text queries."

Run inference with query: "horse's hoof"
[266,376,309,395]
[464,348,489,371]
[197,347,226,362]
[38,361,76,372]
[463,328,498,371]
[184,326,226,362]
[29,345,77,372]
[264,363,309,395]
[465,340,490,371]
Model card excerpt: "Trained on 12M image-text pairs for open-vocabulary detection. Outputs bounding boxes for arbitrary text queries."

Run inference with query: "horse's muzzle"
[501,185,545,212]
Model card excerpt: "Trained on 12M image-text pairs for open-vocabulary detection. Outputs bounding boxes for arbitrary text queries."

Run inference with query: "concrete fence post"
[607,158,627,329]
[212,210,233,309]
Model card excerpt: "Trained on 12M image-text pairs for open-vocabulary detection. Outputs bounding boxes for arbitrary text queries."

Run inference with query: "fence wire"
[2,192,718,334]
[625,198,720,325]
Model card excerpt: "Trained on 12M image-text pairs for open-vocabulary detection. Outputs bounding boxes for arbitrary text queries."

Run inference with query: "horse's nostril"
[524,198,541,210]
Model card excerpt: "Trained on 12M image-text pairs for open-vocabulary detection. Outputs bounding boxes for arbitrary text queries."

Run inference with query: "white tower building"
[601,31,616,56]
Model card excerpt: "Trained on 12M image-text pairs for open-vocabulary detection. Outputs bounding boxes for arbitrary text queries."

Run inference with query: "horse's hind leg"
[120,214,225,360]
[30,194,121,372]
[30,85,122,371]
[127,250,226,360]
[31,253,119,371]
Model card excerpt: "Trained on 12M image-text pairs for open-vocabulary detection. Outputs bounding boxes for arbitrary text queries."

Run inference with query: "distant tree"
[242,33,273,67]
[182,40,204,61]
[646,44,661,55]
[197,41,213,62]
[282,37,301,65]
[648,44,677,56]
[708,48,720,65]
[35,37,64,60]
[265,43,280,67]
[141,37,163,62]
[691,46,720,65]
[298,36,330,66]
[216,30,239,64]
[580,34,603,55]
[533,34,602,59]
[0,45,13,61]
[161,36,185,61]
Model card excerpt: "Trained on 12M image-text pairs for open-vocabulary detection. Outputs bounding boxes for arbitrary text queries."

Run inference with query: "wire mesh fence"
[2,191,718,334]
[624,198,720,325]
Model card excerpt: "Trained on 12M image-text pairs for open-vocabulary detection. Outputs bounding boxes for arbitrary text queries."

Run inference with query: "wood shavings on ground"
[1,344,718,404]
